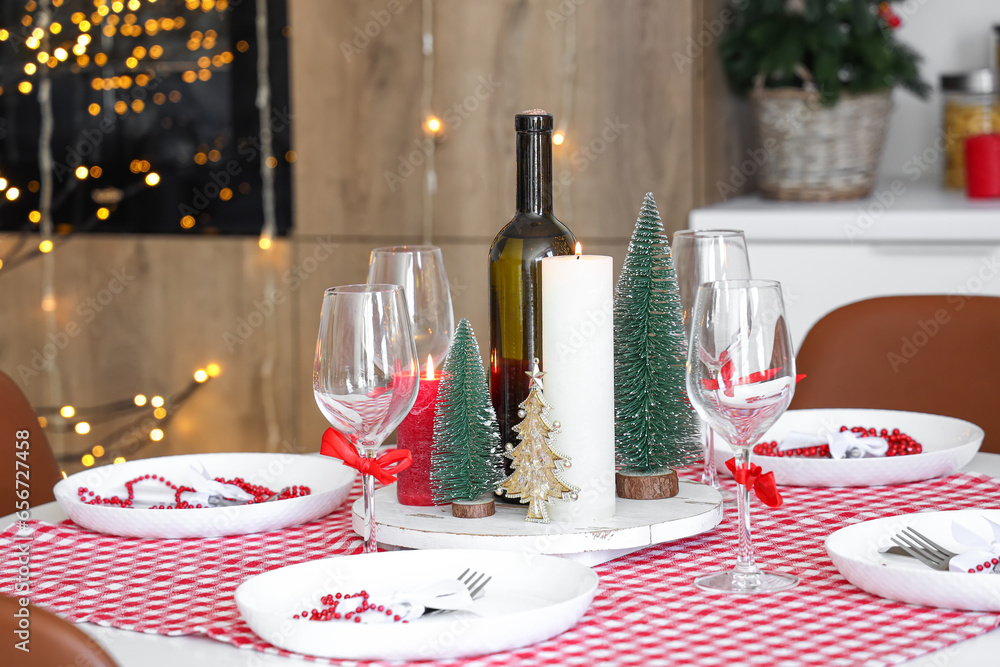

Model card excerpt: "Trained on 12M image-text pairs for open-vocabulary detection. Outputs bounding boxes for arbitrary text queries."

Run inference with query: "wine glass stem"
[361,460,377,554]
[733,446,760,585]
[701,423,719,488]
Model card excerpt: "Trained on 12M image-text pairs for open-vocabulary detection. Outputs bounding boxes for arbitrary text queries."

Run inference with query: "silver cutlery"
[887,527,959,571]
[206,488,290,507]
[424,568,491,617]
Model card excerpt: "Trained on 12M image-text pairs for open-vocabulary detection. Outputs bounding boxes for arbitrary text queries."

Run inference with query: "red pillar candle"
[396,355,441,505]
[966,134,1000,199]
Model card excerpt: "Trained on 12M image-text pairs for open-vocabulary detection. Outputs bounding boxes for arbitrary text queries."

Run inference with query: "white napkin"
[948,516,1000,574]
[346,578,476,623]
[131,464,253,508]
[777,430,888,459]
[714,377,794,409]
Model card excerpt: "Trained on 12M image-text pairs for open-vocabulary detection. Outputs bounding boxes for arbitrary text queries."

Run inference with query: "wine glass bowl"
[313,284,420,552]
[672,230,751,339]
[686,279,797,594]
[368,246,454,372]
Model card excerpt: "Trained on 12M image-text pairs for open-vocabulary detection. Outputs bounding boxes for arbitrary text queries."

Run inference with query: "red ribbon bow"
[724,457,783,508]
[320,428,412,485]
[702,366,807,397]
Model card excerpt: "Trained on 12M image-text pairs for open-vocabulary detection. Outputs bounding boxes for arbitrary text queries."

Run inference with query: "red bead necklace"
[969,557,1000,574]
[77,475,311,509]
[753,425,923,458]
[293,590,409,623]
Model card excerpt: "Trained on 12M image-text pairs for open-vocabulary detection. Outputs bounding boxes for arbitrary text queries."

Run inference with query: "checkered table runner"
[3,472,999,667]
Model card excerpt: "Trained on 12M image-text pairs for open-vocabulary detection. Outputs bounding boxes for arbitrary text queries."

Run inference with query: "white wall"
[879,0,999,182]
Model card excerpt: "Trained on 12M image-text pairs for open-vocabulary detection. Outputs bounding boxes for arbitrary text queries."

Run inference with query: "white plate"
[826,509,1000,611]
[53,453,355,538]
[715,409,983,487]
[235,549,598,661]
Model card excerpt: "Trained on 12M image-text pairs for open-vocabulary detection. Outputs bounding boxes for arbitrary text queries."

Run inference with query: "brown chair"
[1,370,64,509]
[790,295,1000,453]
[0,595,119,666]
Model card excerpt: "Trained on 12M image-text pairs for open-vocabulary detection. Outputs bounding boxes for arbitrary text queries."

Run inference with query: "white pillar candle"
[541,250,616,523]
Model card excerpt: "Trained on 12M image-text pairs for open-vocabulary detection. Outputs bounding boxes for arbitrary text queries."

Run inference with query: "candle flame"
[425,354,435,381]
[574,241,582,256]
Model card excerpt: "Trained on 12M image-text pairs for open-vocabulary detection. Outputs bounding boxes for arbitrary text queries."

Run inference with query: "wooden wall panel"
[570,0,694,237]
[288,0,425,238]
[431,0,564,241]
[0,236,296,472]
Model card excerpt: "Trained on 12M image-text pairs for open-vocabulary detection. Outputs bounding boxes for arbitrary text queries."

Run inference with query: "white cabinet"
[688,182,1000,350]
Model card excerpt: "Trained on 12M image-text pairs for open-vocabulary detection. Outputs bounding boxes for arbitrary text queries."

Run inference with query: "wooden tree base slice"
[451,496,496,518]
[615,469,679,500]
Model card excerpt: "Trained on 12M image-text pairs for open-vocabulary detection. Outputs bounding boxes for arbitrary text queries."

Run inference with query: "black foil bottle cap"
[515,110,553,132]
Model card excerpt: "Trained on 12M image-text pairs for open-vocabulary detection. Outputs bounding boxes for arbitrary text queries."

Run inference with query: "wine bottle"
[489,110,576,494]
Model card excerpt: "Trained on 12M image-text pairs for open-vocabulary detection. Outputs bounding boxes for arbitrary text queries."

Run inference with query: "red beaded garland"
[77,476,311,509]
[296,590,409,624]
[752,425,923,458]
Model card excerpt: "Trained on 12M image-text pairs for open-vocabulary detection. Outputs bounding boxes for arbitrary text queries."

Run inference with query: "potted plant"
[720,0,930,201]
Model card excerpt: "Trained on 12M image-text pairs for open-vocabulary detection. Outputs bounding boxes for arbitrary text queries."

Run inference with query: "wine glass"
[368,246,454,506]
[368,246,454,371]
[673,229,751,501]
[686,279,797,594]
[313,285,419,553]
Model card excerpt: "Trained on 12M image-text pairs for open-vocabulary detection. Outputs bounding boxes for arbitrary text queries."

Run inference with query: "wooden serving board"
[352,481,723,566]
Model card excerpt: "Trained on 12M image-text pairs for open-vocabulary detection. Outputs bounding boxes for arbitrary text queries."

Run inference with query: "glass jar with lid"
[941,70,999,190]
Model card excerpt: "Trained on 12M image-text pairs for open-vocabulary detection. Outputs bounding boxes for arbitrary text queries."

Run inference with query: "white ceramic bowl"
[826,509,1000,611]
[235,549,598,660]
[54,452,355,538]
[715,408,983,487]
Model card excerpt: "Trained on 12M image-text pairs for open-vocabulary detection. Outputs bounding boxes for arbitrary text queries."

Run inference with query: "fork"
[207,487,290,507]
[424,569,491,617]
[457,568,492,600]
[889,527,959,571]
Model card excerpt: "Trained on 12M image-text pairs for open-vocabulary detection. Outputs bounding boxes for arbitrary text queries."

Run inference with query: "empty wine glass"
[673,230,751,501]
[368,246,454,371]
[368,246,454,506]
[686,279,797,594]
[313,285,419,553]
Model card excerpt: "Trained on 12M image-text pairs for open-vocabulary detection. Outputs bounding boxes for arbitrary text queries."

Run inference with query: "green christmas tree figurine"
[431,318,505,518]
[499,359,579,523]
[613,193,700,497]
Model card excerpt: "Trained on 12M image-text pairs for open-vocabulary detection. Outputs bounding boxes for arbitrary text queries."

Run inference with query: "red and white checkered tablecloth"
[3,472,1000,667]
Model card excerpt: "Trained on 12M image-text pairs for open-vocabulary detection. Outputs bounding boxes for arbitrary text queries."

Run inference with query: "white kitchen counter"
[689,181,1000,348]
[692,180,1000,243]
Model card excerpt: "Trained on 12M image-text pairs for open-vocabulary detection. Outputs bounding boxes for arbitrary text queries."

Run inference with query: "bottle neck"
[515,130,553,215]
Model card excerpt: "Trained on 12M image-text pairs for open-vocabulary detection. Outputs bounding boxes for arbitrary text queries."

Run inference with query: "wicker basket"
[751,88,893,201]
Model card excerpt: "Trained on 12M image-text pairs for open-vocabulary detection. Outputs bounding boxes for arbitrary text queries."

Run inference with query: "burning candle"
[396,355,441,505]
[540,243,616,523]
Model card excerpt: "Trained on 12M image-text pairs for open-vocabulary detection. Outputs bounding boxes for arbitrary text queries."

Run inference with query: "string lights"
[0,0,254,273]
[254,0,277,251]
[420,0,437,244]
[47,364,222,468]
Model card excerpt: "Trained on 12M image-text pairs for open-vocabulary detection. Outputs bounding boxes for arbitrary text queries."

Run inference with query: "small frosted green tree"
[613,192,701,473]
[431,319,505,502]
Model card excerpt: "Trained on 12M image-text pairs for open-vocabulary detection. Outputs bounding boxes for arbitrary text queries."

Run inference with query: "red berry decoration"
[752,425,922,458]
[297,590,407,624]
[78,476,311,509]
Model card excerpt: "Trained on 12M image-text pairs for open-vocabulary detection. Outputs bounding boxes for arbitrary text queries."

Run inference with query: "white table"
[7,453,1000,666]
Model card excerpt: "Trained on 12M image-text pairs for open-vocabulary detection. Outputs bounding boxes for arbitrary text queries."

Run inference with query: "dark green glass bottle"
[489,110,576,491]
